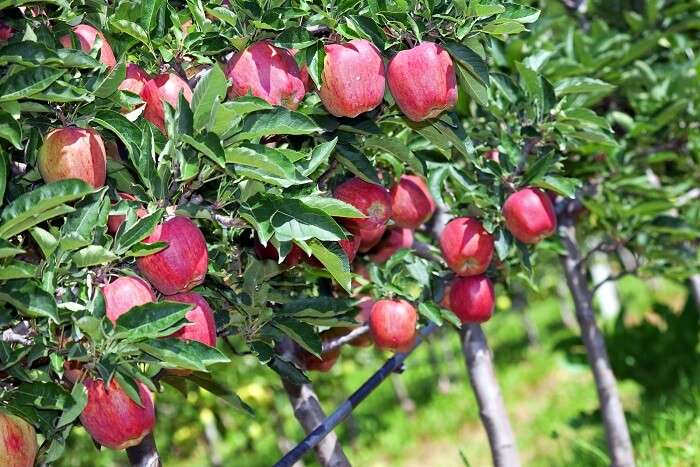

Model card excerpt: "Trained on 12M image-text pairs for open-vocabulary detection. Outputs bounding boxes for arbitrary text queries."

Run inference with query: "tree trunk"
[690,275,700,311]
[282,379,351,467]
[559,215,636,467]
[126,433,161,467]
[459,325,521,467]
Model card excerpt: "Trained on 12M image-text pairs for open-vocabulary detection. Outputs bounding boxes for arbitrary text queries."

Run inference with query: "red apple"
[369,299,417,351]
[59,24,116,68]
[107,193,148,234]
[225,41,306,109]
[439,280,452,310]
[0,411,37,467]
[38,127,107,188]
[137,216,208,295]
[449,275,494,323]
[166,293,217,347]
[369,227,413,264]
[502,187,557,244]
[141,73,193,134]
[63,360,85,384]
[484,149,500,162]
[439,217,494,276]
[290,49,313,92]
[333,177,392,250]
[101,276,156,325]
[298,329,342,372]
[80,378,155,450]
[319,39,386,118]
[118,64,150,96]
[253,238,304,267]
[387,42,457,122]
[390,175,436,229]
[0,22,14,41]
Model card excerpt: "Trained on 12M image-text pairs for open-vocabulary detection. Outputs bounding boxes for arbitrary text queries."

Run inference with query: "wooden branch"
[459,325,521,467]
[690,275,700,312]
[126,433,161,467]
[558,212,636,466]
[322,325,369,353]
[1,321,34,345]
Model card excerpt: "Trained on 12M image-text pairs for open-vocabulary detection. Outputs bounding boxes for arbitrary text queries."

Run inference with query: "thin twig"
[317,159,338,191]
[322,325,369,353]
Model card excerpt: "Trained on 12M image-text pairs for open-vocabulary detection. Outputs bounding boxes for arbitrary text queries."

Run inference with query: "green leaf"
[184,372,254,416]
[308,240,352,292]
[110,19,150,46]
[335,144,380,183]
[0,149,6,206]
[300,138,337,176]
[297,196,364,218]
[225,144,310,188]
[0,66,64,101]
[443,41,489,84]
[93,61,126,98]
[29,227,57,258]
[0,280,59,323]
[0,180,94,239]
[234,108,323,141]
[72,245,119,267]
[554,77,615,96]
[114,209,164,254]
[0,238,24,259]
[364,136,424,175]
[0,260,37,280]
[60,191,110,251]
[500,2,541,23]
[0,110,22,149]
[56,382,87,428]
[192,64,228,131]
[124,241,168,257]
[272,317,321,356]
[534,176,582,199]
[138,339,229,372]
[483,19,527,35]
[418,302,443,325]
[115,301,192,340]
[182,133,227,169]
[13,381,71,410]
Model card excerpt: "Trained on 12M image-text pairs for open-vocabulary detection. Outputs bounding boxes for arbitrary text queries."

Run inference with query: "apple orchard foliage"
[0,0,698,465]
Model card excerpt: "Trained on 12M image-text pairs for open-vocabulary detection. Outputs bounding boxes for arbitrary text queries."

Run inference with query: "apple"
[104,139,122,161]
[369,227,413,264]
[333,177,392,250]
[439,280,452,310]
[38,127,107,188]
[118,64,150,96]
[0,22,13,41]
[59,24,116,68]
[0,411,37,467]
[448,275,495,323]
[484,149,500,162]
[298,329,342,372]
[141,73,193,134]
[319,39,386,118]
[107,193,148,234]
[369,299,417,351]
[439,217,494,276]
[290,49,313,92]
[80,378,155,450]
[225,41,306,109]
[101,276,157,325]
[387,42,457,122]
[63,360,85,384]
[503,187,557,244]
[390,175,436,229]
[137,216,208,295]
[254,238,304,267]
[166,293,217,347]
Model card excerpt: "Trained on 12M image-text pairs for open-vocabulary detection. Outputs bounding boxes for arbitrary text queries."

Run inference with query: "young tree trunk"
[559,215,636,467]
[282,379,351,467]
[690,275,700,311]
[126,433,161,467]
[459,325,521,467]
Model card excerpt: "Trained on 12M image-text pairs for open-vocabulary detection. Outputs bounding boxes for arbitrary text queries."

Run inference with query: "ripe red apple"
[38,127,107,188]
[137,216,208,295]
[225,41,306,109]
[369,299,417,351]
[449,275,494,323]
[141,73,193,134]
[484,149,500,162]
[333,177,392,250]
[319,39,386,118]
[290,49,313,92]
[503,187,557,244]
[390,175,436,229]
[0,411,37,467]
[0,22,14,41]
[439,217,494,276]
[369,227,413,264]
[387,42,457,122]
[166,292,217,347]
[101,276,156,325]
[59,24,116,68]
[118,64,150,96]
[107,193,148,234]
[63,360,85,384]
[253,238,304,267]
[80,378,155,450]
[298,329,342,372]
[439,280,452,309]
